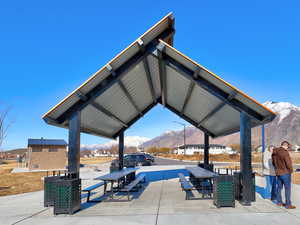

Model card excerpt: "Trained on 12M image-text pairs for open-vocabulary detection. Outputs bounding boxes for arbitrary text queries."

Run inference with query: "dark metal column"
[204,133,209,166]
[240,112,253,205]
[68,111,81,178]
[118,132,124,170]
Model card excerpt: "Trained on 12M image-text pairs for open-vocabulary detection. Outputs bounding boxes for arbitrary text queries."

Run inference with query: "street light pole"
[173,121,187,155]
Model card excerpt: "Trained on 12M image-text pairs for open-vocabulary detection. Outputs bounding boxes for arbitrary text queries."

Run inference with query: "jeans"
[265,175,277,200]
[277,173,292,206]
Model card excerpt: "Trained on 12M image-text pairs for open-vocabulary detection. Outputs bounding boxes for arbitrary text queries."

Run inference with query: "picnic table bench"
[95,168,138,199]
[186,166,218,198]
[178,173,193,200]
[121,174,146,200]
[82,182,104,202]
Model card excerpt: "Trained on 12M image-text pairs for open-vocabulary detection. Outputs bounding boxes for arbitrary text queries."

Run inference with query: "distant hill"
[3,148,28,155]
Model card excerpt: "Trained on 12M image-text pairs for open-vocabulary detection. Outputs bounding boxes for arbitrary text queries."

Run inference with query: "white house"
[174,144,235,155]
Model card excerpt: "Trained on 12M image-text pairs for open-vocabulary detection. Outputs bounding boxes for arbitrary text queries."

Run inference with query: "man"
[272,141,296,209]
[263,145,277,202]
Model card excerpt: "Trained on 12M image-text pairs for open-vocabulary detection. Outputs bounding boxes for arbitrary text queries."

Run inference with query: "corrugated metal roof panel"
[121,62,153,111]
[81,105,122,135]
[166,65,190,112]
[28,139,67,146]
[94,82,137,124]
[184,85,223,123]
[202,104,240,135]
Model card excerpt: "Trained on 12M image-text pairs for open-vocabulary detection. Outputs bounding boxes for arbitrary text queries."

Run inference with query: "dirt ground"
[0,157,113,197]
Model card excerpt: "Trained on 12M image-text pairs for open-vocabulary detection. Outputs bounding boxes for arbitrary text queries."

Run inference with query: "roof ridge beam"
[157,42,167,106]
[137,39,156,103]
[197,91,238,127]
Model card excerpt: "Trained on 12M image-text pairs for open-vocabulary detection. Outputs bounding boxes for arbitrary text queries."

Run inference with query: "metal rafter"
[137,39,156,103]
[118,80,143,116]
[181,81,195,115]
[76,90,128,128]
[197,91,237,127]
[90,102,128,127]
[106,64,142,116]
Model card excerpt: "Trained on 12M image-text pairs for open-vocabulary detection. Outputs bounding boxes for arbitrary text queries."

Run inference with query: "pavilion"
[42,13,276,205]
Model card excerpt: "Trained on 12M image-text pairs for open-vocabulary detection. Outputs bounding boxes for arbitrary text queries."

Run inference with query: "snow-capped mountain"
[81,136,150,150]
[141,101,300,149]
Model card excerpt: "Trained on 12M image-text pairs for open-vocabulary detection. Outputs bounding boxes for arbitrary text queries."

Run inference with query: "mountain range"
[141,101,300,149]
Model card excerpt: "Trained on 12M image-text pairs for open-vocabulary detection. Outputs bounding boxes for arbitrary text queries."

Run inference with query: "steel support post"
[240,112,253,205]
[204,133,209,166]
[119,132,124,170]
[68,111,81,178]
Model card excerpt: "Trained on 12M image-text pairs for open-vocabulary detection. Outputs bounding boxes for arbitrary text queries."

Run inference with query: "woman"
[263,145,277,202]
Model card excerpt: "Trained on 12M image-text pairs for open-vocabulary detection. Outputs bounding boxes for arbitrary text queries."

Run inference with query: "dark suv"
[143,153,155,163]
[124,154,152,166]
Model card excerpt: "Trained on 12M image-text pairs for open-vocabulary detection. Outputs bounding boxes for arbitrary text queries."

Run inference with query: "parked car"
[143,153,155,163]
[124,154,152,166]
[110,154,152,169]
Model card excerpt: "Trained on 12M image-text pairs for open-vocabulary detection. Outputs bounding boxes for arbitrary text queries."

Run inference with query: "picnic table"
[186,166,217,179]
[186,166,218,198]
[95,168,138,198]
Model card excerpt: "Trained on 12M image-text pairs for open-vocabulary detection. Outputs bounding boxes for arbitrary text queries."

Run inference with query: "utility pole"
[173,121,187,155]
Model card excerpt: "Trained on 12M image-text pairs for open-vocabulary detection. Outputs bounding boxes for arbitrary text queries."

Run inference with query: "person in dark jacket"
[272,141,296,209]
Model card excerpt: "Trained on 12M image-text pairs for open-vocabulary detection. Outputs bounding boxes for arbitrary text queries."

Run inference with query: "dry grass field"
[0,160,47,196]
[80,156,114,165]
[0,157,114,197]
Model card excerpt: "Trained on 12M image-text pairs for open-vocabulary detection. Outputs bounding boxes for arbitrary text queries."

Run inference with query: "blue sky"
[1,1,300,150]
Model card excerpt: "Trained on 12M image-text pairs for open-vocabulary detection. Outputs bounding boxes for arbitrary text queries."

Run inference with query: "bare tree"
[0,107,13,150]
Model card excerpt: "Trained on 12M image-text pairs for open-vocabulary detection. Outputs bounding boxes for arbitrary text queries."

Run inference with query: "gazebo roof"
[42,13,276,139]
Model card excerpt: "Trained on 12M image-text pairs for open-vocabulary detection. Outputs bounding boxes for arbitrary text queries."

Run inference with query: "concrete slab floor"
[1,165,299,225]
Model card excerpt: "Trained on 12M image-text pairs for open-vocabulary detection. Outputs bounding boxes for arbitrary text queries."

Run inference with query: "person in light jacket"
[263,145,277,202]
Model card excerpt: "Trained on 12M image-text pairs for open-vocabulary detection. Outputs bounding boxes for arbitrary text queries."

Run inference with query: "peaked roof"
[28,139,67,146]
[42,13,276,139]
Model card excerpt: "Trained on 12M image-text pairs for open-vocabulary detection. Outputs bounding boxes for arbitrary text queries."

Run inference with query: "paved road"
[153,157,197,165]
[153,157,242,167]
[153,157,300,170]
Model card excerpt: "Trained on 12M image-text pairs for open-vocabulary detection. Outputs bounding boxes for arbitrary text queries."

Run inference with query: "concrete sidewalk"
[1,165,300,225]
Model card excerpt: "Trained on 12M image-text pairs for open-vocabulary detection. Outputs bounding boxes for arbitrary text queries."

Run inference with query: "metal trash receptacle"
[53,177,81,215]
[213,175,235,208]
[44,176,61,207]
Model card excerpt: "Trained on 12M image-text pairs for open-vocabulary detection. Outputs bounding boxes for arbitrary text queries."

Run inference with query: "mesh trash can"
[44,176,61,207]
[213,175,235,208]
[53,177,81,215]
